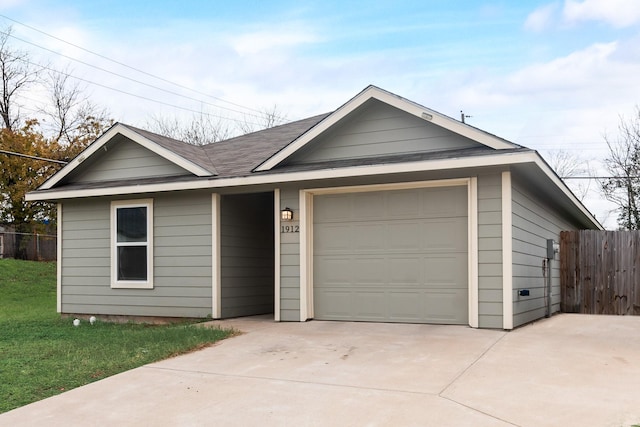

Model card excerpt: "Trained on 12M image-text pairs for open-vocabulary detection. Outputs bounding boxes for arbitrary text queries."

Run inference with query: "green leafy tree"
[0,116,111,232]
[0,120,56,230]
[0,26,112,237]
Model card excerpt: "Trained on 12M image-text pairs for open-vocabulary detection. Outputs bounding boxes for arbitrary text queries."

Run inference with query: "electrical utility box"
[547,239,559,259]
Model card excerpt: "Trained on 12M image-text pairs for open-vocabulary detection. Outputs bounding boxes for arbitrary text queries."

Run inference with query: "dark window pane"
[117,246,147,281]
[117,207,147,242]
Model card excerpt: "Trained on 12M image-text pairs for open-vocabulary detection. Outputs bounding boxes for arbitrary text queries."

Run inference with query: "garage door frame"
[299,178,479,327]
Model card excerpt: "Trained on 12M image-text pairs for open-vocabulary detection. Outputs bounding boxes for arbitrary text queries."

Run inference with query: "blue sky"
[1,0,640,227]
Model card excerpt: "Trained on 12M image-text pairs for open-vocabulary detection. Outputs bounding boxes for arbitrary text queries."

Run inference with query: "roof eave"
[24,152,593,232]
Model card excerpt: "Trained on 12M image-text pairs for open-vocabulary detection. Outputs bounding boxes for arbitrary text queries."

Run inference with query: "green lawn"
[0,258,234,414]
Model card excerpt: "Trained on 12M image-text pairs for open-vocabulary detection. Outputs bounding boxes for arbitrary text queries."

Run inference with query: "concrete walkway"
[2,314,640,427]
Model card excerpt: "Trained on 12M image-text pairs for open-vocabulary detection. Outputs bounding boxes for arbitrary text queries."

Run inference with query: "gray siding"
[477,173,504,329]
[220,193,274,318]
[74,136,188,183]
[61,191,213,317]
[278,187,301,321]
[511,178,581,327]
[287,99,481,165]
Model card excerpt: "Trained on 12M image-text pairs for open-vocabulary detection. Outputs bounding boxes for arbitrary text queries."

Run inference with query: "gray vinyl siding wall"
[287,99,480,165]
[477,173,504,329]
[74,137,187,183]
[220,193,274,318]
[511,178,580,327]
[278,186,301,321]
[61,191,212,317]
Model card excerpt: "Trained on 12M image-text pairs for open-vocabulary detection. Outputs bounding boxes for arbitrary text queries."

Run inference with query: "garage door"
[313,185,468,324]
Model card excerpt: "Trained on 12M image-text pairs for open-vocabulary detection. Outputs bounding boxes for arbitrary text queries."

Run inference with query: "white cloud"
[563,0,640,28]
[229,27,320,56]
[0,0,27,10]
[524,3,559,32]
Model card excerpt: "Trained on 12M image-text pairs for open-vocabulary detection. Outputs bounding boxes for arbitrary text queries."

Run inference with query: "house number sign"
[281,223,300,233]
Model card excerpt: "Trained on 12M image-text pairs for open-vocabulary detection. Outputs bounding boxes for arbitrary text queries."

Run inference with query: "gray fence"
[0,231,57,261]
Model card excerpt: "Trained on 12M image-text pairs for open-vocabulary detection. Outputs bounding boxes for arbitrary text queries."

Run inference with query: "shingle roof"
[118,114,330,179]
[202,113,330,177]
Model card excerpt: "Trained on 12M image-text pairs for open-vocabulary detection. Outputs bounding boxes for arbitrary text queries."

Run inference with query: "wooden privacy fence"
[560,230,640,315]
[0,231,57,261]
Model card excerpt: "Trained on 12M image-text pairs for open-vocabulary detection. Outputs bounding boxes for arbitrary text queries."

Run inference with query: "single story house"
[26,85,602,329]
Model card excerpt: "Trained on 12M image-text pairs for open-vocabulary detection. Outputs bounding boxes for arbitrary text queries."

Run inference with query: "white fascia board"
[255,86,514,172]
[40,124,214,190]
[26,151,541,201]
[29,149,600,230]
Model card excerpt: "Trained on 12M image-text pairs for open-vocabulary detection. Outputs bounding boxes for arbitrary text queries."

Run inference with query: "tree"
[236,104,287,135]
[147,105,288,146]
[601,107,640,230]
[0,30,112,234]
[0,115,110,231]
[42,68,111,148]
[546,149,594,201]
[0,120,57,229]
[0,26,40,130]
[147,111,234,146]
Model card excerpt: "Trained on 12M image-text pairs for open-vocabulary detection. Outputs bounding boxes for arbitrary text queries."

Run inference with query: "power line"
[0,148,67,164]
[0,14,286,120]
[1,30,278,123]
[562,176,640,179]
[6,51,269,127]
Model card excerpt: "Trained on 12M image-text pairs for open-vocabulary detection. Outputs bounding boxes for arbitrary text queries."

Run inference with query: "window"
[111,199,153,288]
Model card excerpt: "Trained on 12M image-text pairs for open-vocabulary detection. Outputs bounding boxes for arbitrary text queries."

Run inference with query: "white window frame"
[110,199,154,289]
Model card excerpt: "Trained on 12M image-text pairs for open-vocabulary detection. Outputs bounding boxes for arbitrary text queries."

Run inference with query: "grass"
[0,258,234,414]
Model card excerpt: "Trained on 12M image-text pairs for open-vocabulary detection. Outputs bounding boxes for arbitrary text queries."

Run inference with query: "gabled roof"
[26,85,602,230]
[203,113,330,178]
[254,85,519,171]
[40,123,218,190]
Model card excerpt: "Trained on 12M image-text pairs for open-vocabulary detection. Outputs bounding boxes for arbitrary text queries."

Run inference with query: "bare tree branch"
[42,68,110,146]
[236,104,287,135]
[545,149,594,200]
[0,26,40,131]
[600,106,640,229]
[148,105,287,146]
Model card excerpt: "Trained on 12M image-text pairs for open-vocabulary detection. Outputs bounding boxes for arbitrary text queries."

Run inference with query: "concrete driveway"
[2,314,640,427]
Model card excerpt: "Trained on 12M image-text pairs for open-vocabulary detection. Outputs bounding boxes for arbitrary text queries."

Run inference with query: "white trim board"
[28,150,601,231]
[211,193,221,319]
[274,188,281,322]
[30,151,532,197]
[300,177,479,327]
[109,199,154,289]
[502,171,514,330]
[468,177,479,328]
[57,203,62,313]
[299,190,313,321]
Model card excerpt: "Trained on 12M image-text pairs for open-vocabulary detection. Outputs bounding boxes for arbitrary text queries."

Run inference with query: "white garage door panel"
[313,186,468,324]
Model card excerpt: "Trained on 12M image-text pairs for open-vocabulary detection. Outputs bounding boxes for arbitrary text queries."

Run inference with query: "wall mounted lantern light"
[281,207,293,222]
